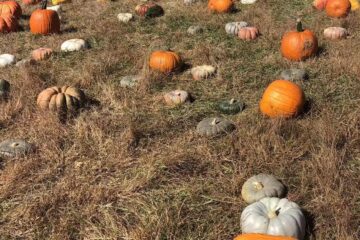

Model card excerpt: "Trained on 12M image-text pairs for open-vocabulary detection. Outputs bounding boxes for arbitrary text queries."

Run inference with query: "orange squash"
[259,80,305,118]
[280,19,318,61]
[149,50,182,73]
[37,86,85,114]
[234,233,297,240]
[208,0,234,13]
[0,1,22,19]
[325,0,351,17]
[29,0,60,35]
[31,47,53,61]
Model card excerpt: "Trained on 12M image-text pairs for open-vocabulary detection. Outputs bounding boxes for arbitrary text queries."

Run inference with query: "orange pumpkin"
[31,47,53,61]
[0,1,22,19]
[37,86,85,114]
[29,0,60,35]
[259,79,305,118]
[23,0,42,5]
[280,19,318,61]
[234,233,297,240]
[0,4,18,33]
[149,50,182,73]
[208,0,234,13]
[325,0,351,17]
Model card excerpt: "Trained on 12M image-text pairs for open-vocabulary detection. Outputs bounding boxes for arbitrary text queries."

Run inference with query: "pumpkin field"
[0,0,360,239]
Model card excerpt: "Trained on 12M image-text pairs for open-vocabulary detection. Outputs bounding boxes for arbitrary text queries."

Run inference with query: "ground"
[0,0,359,239]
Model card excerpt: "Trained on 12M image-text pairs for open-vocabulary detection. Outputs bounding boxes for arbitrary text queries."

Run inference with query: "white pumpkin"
[164,90,190,106]
[184,0,197,5]
[187,25,203,35]
[191,65,216,80]
[47,5,61,12]
[117,13,133,23]
[241,0,258,4]
[225,21,248,35]
[241,174,285,204]
[61,39,87,52]
[241,197,306,240]
[323,27,347,40]
[0,54,16,68]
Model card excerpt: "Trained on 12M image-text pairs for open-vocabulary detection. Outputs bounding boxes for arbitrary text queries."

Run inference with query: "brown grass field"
[0,0,359,239]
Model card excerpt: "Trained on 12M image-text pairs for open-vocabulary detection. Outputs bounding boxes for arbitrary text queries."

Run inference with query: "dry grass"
[0,0,359,239]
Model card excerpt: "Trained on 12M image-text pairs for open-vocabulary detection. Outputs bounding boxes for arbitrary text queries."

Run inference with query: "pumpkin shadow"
[61,27,78,33]
[316,46,326,58]
[298,99,313,119]
[20,15,30,20]
[180,63,192,72]
[230,7,240,14]
[84,96,101,109]
[303,209,316,240]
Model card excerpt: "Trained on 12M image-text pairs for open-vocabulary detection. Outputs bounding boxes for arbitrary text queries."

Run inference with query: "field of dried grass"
[0,0,359,239]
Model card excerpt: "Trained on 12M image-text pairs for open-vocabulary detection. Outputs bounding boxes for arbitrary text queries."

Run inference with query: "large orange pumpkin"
[208,0,234,13]
[29,0,60,35]
[0,1,22,19]
[149,50,182,73]
[234,233,297,240]
[259,80,305,118]
[280,19,318,61]
[0,2,18,33]
[325,0,351,17]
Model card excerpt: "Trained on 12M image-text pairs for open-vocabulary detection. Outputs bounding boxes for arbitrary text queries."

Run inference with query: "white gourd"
[191,65,216,80]
[61,39,87,52]
[184,0,197,5]
[323,27,347,40]
[241,174,285,204]
[225,21,248,35]
[163,90,190,106]
[241,197,306,240]
[117,13,134,23]
[0,54,16,68]
[241,0,257,4]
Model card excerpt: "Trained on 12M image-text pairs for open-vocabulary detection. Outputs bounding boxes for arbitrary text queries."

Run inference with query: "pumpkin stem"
[41,0,48,10]
[229,98,236,104]
[296,18,303,32]
[211,118,219,125]
[253,181,264,190]
[268,208,281,219]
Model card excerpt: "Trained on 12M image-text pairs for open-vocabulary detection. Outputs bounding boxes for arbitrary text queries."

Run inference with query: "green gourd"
[218,98,245,115]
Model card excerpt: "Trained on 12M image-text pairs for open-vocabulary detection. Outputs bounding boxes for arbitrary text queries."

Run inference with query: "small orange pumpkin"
[23,0,41,5]
[149,50,182,73]
[234,233,297,240]
[259,79,305,118]
[0,1,22,19]
[238,27,259,41]
[31,47,53,61]
[281,19,318,61]
[135,2,163,17]
[29,0,60,35]
[208,0,234,13]
[325,0,351,17]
